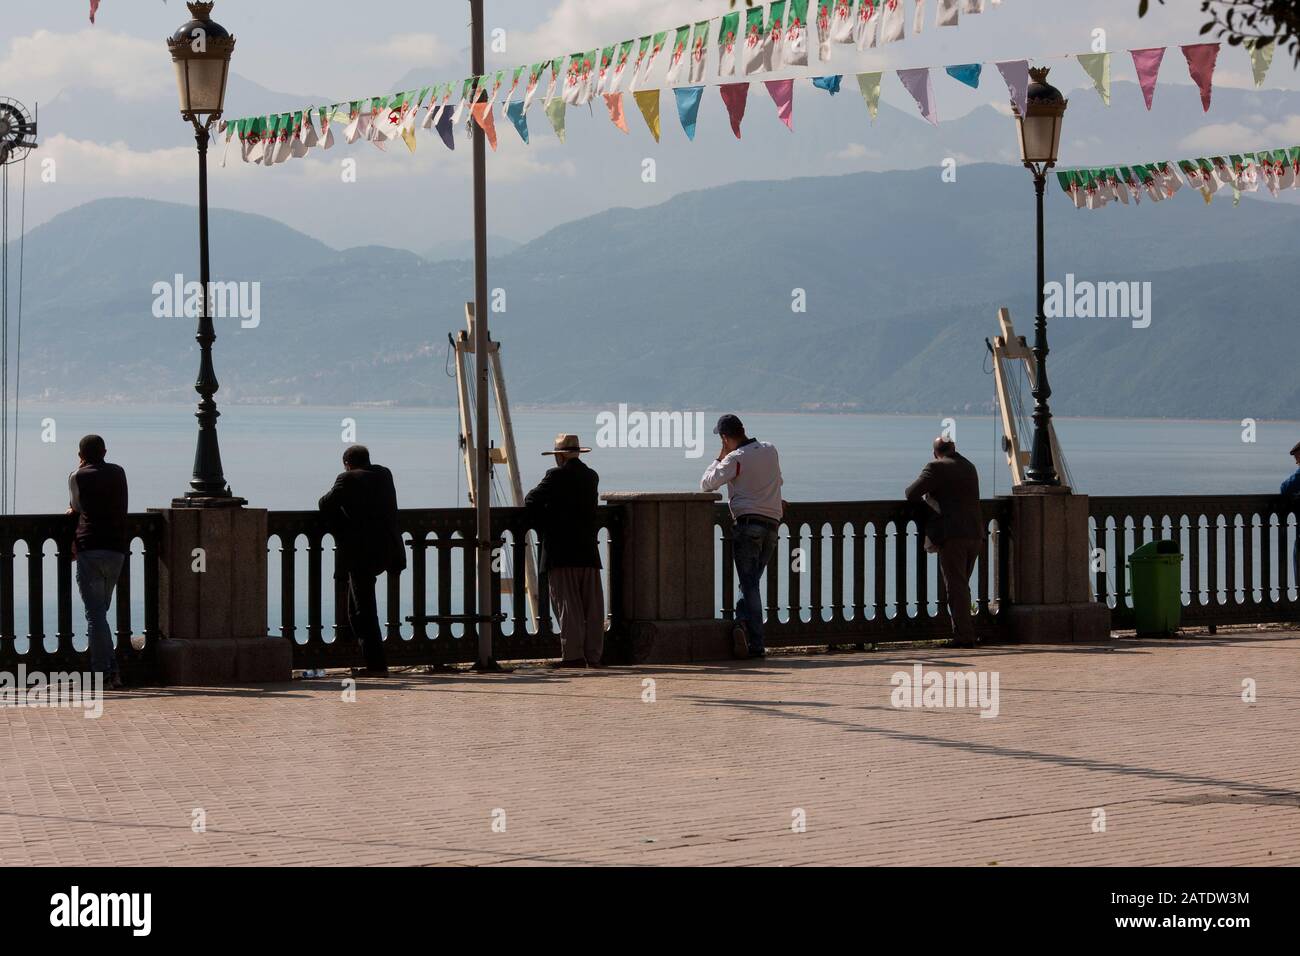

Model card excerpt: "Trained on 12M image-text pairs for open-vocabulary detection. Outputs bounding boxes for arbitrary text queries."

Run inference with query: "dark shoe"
[107,674,125,691]
[748,647,767,660]
[949,638,976,649]
[550,659,587,669]
[732,623,750,659]
[353,666,390,677]
[586,660,606,669]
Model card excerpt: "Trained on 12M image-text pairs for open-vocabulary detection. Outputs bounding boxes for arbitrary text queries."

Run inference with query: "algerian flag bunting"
[784,0,810,66]
[719,12,741,76]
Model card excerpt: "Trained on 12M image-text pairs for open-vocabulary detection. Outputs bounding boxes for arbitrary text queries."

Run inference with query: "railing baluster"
[435,535,451,641]
[385,557,402,641]
[852,519,866,624]
[718,515,735,621]
[26,536,45,653]
[830,522,844,625]
[279,533,297,643]
[873,520,887,622]
[57,537,73,656]
[114,551,132,667]
[1188,515,1203,611]
[306,532,323,646]
[1241,512,1254,606]
[143,520,159,650]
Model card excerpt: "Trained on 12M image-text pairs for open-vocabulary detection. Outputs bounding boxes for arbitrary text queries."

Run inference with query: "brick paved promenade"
[2,629,1298,866]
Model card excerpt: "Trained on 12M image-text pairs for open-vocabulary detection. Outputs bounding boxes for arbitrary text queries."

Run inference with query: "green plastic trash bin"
[1128,540,1183,636]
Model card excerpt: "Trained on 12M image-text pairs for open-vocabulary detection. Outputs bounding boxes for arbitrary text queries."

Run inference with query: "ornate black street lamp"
[1012,67,1068,487]
[168,1,238,503]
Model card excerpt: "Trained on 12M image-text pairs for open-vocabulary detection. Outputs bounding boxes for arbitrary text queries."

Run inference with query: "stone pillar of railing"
[152,502,292,684]
[1006,486,1112,643]
[600,491,731,664]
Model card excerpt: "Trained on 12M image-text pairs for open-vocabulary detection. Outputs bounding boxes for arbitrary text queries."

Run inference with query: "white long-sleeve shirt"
[701,439,784,521]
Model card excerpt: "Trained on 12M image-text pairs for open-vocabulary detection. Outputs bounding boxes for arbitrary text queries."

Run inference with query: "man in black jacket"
[68,435,129,687]
[906,438,986,648]
[319,445,407,675]
[525,434,604,668]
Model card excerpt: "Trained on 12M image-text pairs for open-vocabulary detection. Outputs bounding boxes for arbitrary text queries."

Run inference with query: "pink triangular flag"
[603,93,629,133]
[764,78,794,131]
[1181,42,1220,112]
[996,60,1029,117]
[897,68,938,126]
[719,83,750,139]
[1130,47,1166,110]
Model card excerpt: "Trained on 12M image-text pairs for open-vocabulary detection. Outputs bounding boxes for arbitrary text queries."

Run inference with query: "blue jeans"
[76,550,126,677]
[732,521,779,653]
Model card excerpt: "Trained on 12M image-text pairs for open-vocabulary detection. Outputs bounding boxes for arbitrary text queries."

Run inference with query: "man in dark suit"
[319,445,407,675]
[524,434,604,668]
[906,437,986,648]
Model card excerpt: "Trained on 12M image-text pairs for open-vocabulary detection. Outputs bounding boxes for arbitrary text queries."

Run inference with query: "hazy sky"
[4,0,1298,250]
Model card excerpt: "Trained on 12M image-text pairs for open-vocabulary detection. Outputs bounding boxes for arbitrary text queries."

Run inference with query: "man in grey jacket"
[906,438,986,648]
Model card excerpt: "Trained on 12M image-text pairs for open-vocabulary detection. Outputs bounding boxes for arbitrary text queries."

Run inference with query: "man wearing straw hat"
[525,434,605,668]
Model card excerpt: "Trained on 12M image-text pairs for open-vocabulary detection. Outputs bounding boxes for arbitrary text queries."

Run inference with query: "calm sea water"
[9,404,1299,513]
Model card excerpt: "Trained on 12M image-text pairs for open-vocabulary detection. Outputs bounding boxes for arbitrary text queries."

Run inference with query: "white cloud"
[37,133,193,185]
[829,143,880,161]
[366,33,456,69]
[502,0,703,63]
[0,29,170,103]
[1178,114,1300,152]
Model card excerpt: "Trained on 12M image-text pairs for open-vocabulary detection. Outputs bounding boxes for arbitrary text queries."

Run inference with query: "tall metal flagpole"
[469,0,498,670]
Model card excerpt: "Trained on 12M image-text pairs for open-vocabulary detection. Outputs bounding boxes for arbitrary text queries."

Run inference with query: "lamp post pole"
[1023,166,1059,487]
[1013,66,1067,489]
[187,119,232,500]
[168,1,238,504]
[469,0,498,669]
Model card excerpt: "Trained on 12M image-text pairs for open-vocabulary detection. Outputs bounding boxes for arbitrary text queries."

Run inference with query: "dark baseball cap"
[1291,441,1300,456]
[713,414,745,438]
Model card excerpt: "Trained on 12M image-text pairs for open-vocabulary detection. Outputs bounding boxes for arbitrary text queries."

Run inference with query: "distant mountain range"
[12,162,1300,421]
[31,71,1300,253]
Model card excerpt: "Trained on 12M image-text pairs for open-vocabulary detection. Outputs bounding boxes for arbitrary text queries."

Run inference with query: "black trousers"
[346,572,387,670]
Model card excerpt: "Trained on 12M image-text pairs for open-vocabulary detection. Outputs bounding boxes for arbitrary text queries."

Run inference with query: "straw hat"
[543,434,592,456]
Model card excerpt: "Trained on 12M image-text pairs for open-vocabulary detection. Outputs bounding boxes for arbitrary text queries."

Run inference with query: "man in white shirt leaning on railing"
[701,414,784,660]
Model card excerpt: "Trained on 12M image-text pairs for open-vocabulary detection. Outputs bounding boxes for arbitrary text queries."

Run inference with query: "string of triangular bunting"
[1058,146,1300,210]
[222,0,1015,164]
[223,31,1267,167]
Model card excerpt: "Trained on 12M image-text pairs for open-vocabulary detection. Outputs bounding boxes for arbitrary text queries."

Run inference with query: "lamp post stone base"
[151,503,292,685]
[1005,485,1112,644]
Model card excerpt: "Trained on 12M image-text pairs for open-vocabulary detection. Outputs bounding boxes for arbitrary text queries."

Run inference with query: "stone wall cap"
[601,492,722,503]
[1012,485,1075,496]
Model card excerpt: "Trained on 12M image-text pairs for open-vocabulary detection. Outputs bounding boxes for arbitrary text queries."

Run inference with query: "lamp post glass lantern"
[1012,67,1068,488]
[167,2,239,503]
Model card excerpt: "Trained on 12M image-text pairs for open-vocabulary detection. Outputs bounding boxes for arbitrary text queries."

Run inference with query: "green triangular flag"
[856,72,882,122]
[1076,52,1110,106]
[1247,38,1275,88]
[545,97,567,142]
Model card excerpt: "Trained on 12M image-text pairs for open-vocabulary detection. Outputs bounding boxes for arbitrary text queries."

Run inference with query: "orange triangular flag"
[471,102,498,151]
[604,93,629,133]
